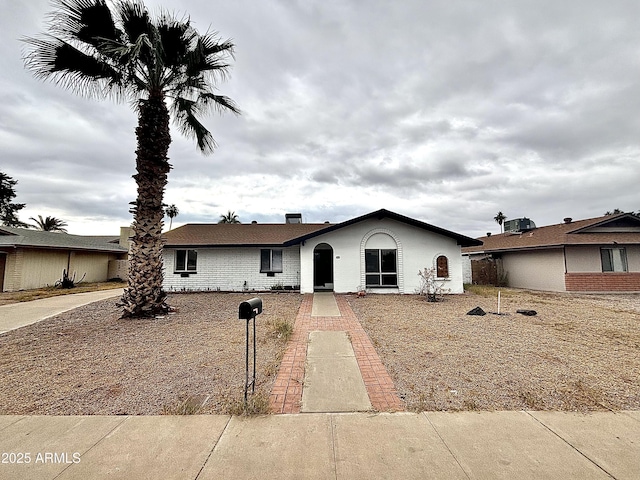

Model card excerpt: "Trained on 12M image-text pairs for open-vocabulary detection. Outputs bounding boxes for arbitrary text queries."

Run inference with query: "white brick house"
[162,209,481,294]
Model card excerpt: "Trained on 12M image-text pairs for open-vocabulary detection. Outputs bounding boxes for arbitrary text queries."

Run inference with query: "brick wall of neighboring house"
[564,272,640,292]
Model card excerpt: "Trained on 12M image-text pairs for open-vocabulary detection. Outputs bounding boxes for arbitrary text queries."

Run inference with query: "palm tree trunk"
[120,91,171,317]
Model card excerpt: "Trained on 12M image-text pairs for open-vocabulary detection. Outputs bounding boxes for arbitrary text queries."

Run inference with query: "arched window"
[364,232,398,287]
[436,255,449,278]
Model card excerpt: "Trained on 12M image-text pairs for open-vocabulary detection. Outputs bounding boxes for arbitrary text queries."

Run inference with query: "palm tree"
[164,204,179,230]
[604,209,623,215]
[30,215,68,232]
[218,210,240,224]
[24,0,239,317]
[494,211,506,233]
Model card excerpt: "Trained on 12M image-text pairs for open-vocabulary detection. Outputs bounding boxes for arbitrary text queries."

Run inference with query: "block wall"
[564,273,640,292]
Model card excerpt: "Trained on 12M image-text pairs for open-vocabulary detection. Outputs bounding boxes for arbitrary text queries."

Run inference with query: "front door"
[313,244,334,291]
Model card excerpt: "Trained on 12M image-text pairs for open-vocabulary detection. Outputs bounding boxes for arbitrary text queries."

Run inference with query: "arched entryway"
[313,243,334,291]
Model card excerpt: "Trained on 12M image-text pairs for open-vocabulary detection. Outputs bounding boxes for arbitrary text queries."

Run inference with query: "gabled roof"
[163,223,330,247]
[163,209,482,248]
[284,209,482,247]
[463,213,640,254]
[0,227,126,253]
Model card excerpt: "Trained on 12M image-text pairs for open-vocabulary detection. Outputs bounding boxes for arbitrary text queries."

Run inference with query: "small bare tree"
[417,267,450,302]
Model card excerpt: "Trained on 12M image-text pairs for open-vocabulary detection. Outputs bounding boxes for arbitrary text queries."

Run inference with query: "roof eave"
[284,208,483,247]
[164,243,292,249]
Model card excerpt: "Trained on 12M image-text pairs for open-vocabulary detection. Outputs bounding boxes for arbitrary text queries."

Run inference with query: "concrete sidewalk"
[0,411,638,479]
[0,289,124,334]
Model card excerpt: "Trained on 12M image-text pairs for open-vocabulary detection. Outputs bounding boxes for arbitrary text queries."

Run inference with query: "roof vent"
[563,217,572,224]
[251,220,257,224]
[285,213,302,224]
[486,232,491,237]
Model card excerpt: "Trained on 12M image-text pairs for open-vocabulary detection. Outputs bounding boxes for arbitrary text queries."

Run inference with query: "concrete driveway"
[0,289,123,334]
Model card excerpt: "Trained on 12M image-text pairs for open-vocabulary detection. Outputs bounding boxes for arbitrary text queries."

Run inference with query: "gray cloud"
[0,0,638,237]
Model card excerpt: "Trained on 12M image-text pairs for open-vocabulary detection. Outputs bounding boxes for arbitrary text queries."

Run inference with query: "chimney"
[119,226,133,250]
[285,213,302,224]
[563,217,572,224]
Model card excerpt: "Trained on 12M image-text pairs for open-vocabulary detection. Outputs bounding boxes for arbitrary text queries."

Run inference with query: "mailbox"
[238,297,263,404]
[239,297,263,320]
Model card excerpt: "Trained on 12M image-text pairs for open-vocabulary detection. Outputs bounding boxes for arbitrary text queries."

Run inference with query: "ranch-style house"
[162,209,482,294]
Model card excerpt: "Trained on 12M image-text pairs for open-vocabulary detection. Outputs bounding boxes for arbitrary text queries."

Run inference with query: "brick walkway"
[269,294,404,414]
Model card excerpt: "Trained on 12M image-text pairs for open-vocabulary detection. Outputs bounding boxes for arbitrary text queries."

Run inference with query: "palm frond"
[157,14,191,68]
[49,0,121,47]
[186,34,234,80]
[118,0,153,44]
[173,96,216,153]
[23,34,123,97]
[199,91,241,115]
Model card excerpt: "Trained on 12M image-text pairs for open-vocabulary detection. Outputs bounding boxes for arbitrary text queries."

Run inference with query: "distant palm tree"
[219,211,240,224]
[30,215,68,233]
[494,211,506,233]
[165,204,179,230]
[24,0,239,318]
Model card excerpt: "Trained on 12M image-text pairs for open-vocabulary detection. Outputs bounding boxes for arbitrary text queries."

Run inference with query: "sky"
[1,0,639,238]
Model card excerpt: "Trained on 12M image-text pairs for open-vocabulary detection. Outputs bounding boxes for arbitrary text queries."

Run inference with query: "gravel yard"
[1,288,638,414]
[347,288,640,412]
[0,293,300,415]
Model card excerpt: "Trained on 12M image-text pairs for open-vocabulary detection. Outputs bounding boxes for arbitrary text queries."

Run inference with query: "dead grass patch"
[0,281,126,306]
[347,290,640,412]
[0,292,300,415]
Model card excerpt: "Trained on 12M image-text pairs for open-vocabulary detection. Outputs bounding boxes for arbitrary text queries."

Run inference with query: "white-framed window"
[261,249,283,273]
[601,247,628,272]
[175,249,197,272]
[365,249,397,286]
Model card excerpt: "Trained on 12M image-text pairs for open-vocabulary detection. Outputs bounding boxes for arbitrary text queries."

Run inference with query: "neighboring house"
[462,213,640,292]
[162,209,482,294]
[0,227,128,292]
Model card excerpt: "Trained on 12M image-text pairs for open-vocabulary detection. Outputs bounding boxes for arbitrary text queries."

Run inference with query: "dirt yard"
[0,288,638,414]
[0,293,300,415]
[347,288,640,412]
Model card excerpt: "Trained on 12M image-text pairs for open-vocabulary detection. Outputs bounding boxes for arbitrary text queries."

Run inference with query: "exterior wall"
[20,249,69,289]
[564,244,640,292]
[108,259,128,280]
[1,248,123,291]
[462,255,472,284]
[629,245,640,271]
[501,249,566,292]
[565,246,602,272]
[69,252,122,283]
[299,218,464,294]
[163,246,301,292]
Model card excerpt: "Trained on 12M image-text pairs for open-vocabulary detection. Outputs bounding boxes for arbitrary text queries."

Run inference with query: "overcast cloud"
[1,0,639,237]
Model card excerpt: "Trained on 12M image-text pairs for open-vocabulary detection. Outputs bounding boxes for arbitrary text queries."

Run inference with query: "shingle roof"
[0,227,127,253]
[163,223,330,247]
[163,209,483,248]
[462,213,640,254]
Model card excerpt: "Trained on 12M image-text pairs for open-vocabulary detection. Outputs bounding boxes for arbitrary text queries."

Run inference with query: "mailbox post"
[238,297,263,403]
